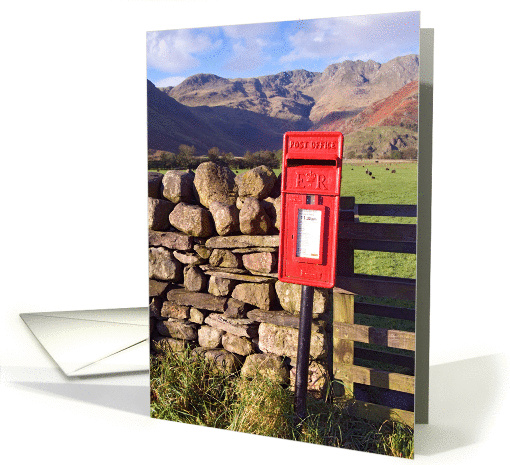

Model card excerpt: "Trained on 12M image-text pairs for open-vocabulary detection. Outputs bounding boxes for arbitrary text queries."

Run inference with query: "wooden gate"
[332,196,416,427]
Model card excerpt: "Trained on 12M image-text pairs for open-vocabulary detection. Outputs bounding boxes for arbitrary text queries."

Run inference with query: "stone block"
[193,162,238,208]
[289,361,329,395]
[169,202,214,238]
[166,288,227,312]
[149,247,182,281]
[194,244,212,259]
[242,252,277,274]
[258,322,325,360]
[240,353,289,384]
[275,281,331,315]
[183,265,208,292]
[205,235,279,249]
[192,347,243,374]
[152,336,187,354]
[149,296,163,319]
[208,275,235,296]
[208,249,242,268]
[156,319,198,341]
[149,279,170,297]
[239,197,271,235]
[148,171,164,199]
[149,230,193,251]
[161,169,195,204]
[160,302,190,319]
[235,165,277,199]
[189,307,207,325]
[209,201,240,236]
[204,313,258,338]
[222,333,255,356]
[223,298,248,318]
[198,325,225,349]
[173,251,207,265]
[246,309,326,331]
[148,197,174,231]
[231,282,276,310]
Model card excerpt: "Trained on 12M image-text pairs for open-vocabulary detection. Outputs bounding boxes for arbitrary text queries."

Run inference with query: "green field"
[341,161,417,281]
[341,161,417,209]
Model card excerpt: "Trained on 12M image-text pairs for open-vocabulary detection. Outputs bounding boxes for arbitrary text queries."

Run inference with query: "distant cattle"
[391,169,396,173]
[371,176,376,179]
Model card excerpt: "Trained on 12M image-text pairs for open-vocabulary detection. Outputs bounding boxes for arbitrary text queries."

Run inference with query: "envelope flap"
[20,313,148,376]
[72,340,149,376]
[22,308,148,326]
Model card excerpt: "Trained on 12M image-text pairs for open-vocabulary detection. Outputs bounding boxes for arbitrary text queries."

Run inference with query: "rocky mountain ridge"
[149,54,419,157]
[162,54,418,125]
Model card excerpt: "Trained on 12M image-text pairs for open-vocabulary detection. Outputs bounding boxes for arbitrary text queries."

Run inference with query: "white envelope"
[20,308,149,377]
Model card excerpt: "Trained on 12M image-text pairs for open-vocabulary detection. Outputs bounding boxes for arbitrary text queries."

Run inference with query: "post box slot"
[286,159,337,167]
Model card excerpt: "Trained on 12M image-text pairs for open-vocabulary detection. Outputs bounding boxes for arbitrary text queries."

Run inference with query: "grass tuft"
[151,349,414,458]
[228,375,294,438]
[150,348,237,428]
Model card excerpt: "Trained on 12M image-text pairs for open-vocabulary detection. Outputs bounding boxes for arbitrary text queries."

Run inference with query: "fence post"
[332,196,356,398]
[333,291,355,398]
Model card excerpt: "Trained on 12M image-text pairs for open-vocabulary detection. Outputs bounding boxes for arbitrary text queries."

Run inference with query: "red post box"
[278,131,343,289]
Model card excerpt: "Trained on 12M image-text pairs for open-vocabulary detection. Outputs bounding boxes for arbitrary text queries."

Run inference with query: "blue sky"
[147,11,419,87]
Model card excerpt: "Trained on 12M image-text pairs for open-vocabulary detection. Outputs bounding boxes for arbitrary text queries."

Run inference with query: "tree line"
[148,145,283,171]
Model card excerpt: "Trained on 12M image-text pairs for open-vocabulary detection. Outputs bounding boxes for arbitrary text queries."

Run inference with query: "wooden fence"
[332,196,416,427]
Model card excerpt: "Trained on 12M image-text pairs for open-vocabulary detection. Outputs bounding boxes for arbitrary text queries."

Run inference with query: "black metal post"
[294,284,315,425]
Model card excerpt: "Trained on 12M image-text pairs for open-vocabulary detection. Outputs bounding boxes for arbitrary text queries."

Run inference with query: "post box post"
[294,284,314,423]
[278,131,343,425]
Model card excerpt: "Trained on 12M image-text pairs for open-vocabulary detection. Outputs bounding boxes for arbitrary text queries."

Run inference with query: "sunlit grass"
[151,348,414,458]
[341,161,417,208]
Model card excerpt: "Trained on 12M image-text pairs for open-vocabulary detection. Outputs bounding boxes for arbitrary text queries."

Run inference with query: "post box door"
[278,132,343,288]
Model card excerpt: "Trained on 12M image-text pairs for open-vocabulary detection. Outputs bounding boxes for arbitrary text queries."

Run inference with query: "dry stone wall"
[148,162,331,394]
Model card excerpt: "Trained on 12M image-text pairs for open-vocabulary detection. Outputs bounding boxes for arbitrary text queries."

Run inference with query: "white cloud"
[154,76,187,88]
[222,22,276,39]
[280,12,419,65]
[146,30,220,73]
[341,14,373,27]
[224,39,268,73]
[220,22,277,73]
[335,52,373,63]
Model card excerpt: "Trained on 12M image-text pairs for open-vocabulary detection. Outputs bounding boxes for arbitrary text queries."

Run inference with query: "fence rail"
[334,322,415,351]
[332,196,416,427]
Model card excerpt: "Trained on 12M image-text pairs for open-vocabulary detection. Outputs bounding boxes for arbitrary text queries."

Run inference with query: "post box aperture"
[278,131,343,288]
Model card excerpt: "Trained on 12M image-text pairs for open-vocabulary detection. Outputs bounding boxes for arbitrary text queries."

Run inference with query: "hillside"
[149,54,419,157]
[147,80,309,155]
[323,80,419,133]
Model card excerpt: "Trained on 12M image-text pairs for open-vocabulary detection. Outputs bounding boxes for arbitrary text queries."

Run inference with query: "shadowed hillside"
[148,80,310,155]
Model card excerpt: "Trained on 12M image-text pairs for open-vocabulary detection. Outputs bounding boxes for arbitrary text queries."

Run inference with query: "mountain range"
[147,54,419,158]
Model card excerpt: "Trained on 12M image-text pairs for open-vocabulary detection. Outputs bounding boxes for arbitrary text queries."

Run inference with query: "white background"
[1,1,509,463]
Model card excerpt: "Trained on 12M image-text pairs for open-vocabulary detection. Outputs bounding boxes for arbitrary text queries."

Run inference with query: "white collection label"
[296,208,322,259]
